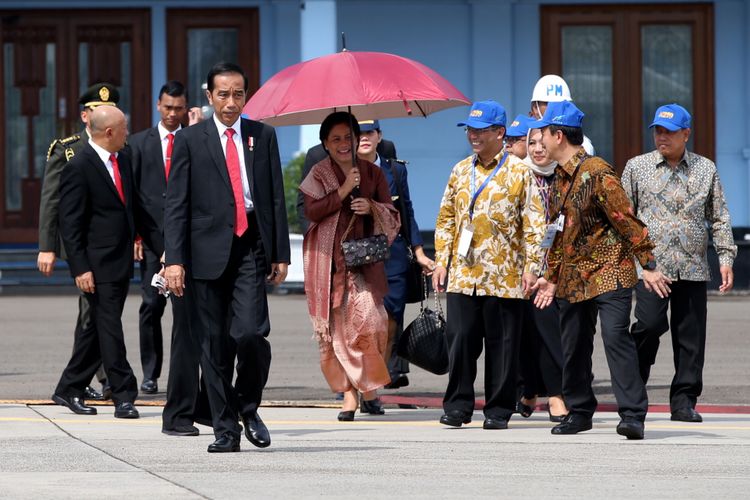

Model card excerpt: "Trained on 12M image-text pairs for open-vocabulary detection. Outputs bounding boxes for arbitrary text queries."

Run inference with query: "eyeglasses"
[464,126,499,135]
[505,136,525,145]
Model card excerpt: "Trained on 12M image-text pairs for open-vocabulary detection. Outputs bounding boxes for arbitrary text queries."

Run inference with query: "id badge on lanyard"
[540,214,564,249]
[460,153,507,258]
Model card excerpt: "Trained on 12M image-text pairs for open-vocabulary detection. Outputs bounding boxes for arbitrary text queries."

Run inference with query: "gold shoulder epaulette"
[46,139,59,162]
[59,134,81,146]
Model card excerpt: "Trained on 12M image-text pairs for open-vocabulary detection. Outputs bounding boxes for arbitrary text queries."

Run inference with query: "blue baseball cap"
[457,100,506,129]
[506,115,532,137]
[358,119,381,132]
[529,100,584,129]
[649,104,691,131]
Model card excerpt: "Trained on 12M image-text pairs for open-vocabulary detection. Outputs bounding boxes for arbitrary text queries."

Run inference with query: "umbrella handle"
[399,90,413,116]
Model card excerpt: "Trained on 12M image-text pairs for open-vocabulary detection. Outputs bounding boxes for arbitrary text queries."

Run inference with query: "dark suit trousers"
[558,287,647,421]
[443,292,521,420]
[191,216,272,438]
[631,280,707,411]
[518,297,563,399]
[139,246,167,381]
[162,285,203,429]
[56,280,138,403]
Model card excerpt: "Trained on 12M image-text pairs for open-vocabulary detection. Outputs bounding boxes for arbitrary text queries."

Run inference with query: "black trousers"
[161,281,204,429]
[558,287,647,421]
[56,280,138,403]
[139,246,167,381]
[191,217,271,438]
[518,296,563,399]
[631,280,707,411]
[443,292,522,420]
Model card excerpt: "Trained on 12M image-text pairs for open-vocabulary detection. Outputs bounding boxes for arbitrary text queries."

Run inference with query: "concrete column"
[150,5,167,125]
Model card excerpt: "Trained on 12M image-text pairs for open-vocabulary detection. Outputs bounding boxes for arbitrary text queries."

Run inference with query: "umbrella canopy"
[243,51,470,126]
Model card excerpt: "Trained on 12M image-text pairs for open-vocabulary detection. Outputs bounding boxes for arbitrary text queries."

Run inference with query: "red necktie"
[224,128,248,237]
[109,153,125,204]
[165,132,174,181]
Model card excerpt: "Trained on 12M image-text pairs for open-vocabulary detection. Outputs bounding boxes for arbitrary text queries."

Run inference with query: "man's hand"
[531,277,556,309]
[37,251,56,276]
[642,269,672,298]
[75,271,95,294]
[165,264,186,297]
[719,265,734,294]
[188,107,203,125]
[414,246,436,276]
[522,272,539,298]
[266,263,288,285]
[133,240,143,261]
[432,265,447,293]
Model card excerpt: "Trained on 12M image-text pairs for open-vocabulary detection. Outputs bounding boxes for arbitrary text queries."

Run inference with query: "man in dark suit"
[295,134,396,233]
[55,105,162,419]
[164,62,291,453]
[130,80,205,436]
[38,83,120,403]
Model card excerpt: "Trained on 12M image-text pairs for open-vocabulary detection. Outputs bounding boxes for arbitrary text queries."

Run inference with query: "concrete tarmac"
[1,404,749,499]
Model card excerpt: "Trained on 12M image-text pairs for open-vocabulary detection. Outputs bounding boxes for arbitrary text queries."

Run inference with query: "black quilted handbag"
[397,276,448,375]
[341,212,390,268]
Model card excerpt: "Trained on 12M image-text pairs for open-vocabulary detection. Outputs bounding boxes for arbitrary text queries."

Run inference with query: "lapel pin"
[248,136,254,151]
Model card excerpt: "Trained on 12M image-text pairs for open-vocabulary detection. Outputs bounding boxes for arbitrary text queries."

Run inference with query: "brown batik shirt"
[544,148,657,303]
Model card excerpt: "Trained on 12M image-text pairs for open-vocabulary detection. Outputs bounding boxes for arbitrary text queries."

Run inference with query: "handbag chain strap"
[420,274,444,318]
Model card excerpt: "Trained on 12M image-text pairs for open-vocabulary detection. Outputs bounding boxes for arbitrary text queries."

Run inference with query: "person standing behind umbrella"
[356,119,435,396]
[300,112,401,421]
[433,101,545,430]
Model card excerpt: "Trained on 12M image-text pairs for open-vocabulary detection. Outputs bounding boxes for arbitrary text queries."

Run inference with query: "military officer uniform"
[39,83,119,406]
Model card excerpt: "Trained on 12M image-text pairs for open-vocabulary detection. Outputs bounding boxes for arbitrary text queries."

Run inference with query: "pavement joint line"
[26,405,213,500]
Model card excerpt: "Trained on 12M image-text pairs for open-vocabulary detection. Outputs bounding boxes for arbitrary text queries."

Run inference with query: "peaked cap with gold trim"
[78,82,120,108]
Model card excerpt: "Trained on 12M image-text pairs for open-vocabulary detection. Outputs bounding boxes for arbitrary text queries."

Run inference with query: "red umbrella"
[243,51,470,126]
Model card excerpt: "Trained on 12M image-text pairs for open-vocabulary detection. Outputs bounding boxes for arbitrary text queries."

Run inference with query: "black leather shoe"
[483,417,508,430]
[114,402,140,419]
[52,394,97,415]
[162,425,200,436]
[384,374,410,389]
[242,413,271,448]
[671,407,703,422]
[140,379,158,394]
[207,434,240,453]
[616,419,644,440]
[83,386,104,401]
[551,413,592,435]
[516,400,534,418]
[101,384,113,401]
[439,411,472,427]
[337,410,355,421]
[360,396,385,415]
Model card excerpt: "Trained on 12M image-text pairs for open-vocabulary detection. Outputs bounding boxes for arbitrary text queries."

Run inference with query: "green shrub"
[283,153,305,234]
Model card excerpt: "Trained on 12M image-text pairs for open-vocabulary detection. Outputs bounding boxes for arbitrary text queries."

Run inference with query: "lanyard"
[469,152,507,221]
[551,154,590,222]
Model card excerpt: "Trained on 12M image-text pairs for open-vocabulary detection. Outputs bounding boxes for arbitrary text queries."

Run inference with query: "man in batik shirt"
[531,101,671,440]
[433,101,545,430]
[622,103,736,423]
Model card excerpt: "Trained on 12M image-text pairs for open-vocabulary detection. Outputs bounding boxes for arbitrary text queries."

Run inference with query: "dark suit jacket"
[296,139,397,232]
[130,125,168,246]
[58,144,162,283]
[164,117,291,280]
[38,130,89,258]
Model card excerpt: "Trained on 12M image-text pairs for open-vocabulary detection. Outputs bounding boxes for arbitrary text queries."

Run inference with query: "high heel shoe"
[516,400,534,418]
[548,408,567,423]
[337,410,355,421]
[360,395,385,415]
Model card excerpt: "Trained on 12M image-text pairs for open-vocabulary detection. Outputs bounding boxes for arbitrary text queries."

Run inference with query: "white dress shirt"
[212,114,253,211]
[89,140,118,186]
[158,122,182,168]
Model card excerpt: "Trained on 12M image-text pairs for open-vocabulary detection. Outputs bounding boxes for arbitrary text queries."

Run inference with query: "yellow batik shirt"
[434,151,545,298]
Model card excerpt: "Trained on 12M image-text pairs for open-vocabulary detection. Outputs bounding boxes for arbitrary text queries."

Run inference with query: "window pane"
[119,42,131,121]
[187,28,238,116]
[33,43,56,178]
[641,25,693,152]
[562,26,613,163]
[4,43,27,211]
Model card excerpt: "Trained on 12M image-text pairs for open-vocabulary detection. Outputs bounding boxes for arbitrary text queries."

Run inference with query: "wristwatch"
[642,260,657,271]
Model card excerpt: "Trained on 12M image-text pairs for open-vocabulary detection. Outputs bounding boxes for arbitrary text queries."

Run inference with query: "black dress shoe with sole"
[384,374,410,389]
[207,434,240,453]
[162,425,200,436]
[360,396,385,415]
[140,379,158,394]
[516,400,534,418]
[483,417,508,430]
[671,407,702,422]
[616,419,644,440]
[242,413,271,448]
[84,386,104,401]
[337,410,355,421]
[114,402,140,419]
[551,413,593,435]
[439,411,472,427]
[52,394,97,415]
